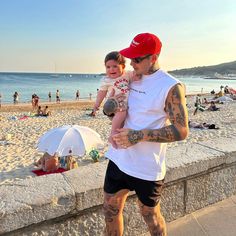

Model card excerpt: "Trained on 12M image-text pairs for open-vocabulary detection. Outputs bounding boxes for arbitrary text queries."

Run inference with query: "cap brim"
[119,47,144,59]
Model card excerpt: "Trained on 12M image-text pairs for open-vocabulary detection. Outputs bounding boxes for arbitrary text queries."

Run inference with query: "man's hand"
[112,128,144,149]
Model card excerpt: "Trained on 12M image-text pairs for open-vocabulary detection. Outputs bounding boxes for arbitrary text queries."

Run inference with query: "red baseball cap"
[120,33,162,59]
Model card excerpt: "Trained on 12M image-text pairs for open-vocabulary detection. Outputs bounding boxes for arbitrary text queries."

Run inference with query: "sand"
[1,98,236,185]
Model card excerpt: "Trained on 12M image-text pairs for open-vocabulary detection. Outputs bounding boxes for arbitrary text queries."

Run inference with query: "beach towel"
[0,140,14,145]
[19,115,29,120]
[8,116,18,120]
[0,140,8,145]
[32,168,66,176]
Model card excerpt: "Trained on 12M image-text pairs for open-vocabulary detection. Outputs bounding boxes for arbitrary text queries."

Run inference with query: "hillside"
[168,61,236,77]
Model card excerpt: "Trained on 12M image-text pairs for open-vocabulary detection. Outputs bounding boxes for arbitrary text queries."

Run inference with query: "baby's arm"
[108,110,127,148]
[92,90,108,114]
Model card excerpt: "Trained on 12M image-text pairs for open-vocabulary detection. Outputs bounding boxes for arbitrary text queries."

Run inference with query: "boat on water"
[204,72,236,80]
[50,63,60,77]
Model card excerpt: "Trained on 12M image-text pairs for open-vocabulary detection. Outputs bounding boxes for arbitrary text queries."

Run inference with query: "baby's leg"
[109,111,126,148]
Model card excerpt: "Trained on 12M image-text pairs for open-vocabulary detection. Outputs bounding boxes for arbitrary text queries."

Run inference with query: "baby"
[90,51,140,148]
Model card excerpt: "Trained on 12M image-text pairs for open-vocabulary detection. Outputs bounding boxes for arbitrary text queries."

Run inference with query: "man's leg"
[138,201,167,236]
[103,189,129,236]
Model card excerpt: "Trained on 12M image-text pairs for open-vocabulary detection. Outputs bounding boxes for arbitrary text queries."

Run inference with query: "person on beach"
[202,97,209,104]
[31,94,36,111]
[42,106,51,116]
[89,51,140,147]
[224,86,229,94]
[35,152,60,172]
[36,106,43,116]
[193,95,206,115]
[214,86,224,98]
[0,93,2,108]
[31,94,39,111]
[76,90,80,100]
[208,101,220,111]
[210,89,215,95]
[188,121,219,129]
[56,90,60,103]
[103,33,189,236]
[13,91,19,104]
[48,92,52,102]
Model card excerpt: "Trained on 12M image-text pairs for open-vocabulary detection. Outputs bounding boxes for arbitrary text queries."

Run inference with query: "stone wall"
[1,137,236,236]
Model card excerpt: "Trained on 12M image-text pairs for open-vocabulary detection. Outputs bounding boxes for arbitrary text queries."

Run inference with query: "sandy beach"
[1,98,236,185]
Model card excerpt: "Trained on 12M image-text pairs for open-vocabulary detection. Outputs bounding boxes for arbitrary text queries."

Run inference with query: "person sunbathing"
[202,98,210,104]
[42,106,51,116]
[208,101,220,111]
[188,121,219,129]
[36,106,43,116]
[35,152,59,172]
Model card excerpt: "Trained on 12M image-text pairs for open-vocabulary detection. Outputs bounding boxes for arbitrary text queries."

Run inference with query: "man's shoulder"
[157,69,176,78]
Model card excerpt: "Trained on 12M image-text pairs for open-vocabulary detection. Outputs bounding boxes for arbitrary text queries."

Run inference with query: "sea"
[1,72,236,104]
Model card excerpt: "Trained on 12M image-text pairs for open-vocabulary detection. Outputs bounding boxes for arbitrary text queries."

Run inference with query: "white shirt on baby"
[99,71,134,99]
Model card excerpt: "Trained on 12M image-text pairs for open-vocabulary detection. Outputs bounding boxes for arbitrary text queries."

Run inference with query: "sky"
[0,0,235,73]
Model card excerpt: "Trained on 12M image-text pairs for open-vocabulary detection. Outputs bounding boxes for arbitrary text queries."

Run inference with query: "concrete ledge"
[1,137,236,235]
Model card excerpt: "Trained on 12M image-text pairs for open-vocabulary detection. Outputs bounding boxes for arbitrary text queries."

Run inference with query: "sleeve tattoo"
[127,84,188,144]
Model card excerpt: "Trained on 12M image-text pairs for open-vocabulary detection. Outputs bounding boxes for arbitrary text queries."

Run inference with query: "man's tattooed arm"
[127,83,189,144]
[128,130,144,145]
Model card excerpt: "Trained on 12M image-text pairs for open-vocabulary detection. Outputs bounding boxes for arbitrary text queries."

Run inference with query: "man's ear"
[151,54,158,63]
[122,64,126,69]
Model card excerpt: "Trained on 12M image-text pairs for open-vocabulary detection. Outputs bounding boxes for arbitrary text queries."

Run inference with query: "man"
[103,33,189,236]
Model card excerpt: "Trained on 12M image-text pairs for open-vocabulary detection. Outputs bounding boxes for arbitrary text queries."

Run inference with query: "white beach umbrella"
[37,125,104,156]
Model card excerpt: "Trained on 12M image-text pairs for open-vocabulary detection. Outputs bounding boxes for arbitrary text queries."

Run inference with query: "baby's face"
[105,59,125,79]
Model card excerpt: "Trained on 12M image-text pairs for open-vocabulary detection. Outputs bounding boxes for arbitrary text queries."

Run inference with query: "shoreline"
[0,93,209,112]
[0,100,95,112]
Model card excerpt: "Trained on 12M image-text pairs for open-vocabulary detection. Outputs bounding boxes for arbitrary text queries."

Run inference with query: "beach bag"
[208,124,216,129]
[59,156,78,170]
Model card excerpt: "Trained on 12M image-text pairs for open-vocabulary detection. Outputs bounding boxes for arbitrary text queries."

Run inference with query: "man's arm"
[143,83,189,142]
[113,83,189,147]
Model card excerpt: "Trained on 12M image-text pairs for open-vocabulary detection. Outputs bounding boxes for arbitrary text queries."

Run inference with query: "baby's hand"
[108,135,118,149]
[89,110,96,117]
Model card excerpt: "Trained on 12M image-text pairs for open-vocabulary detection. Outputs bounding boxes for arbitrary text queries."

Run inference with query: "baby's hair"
[104,51,126,65]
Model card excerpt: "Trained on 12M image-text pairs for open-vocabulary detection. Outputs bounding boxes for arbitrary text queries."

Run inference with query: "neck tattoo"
[147,65,159,75]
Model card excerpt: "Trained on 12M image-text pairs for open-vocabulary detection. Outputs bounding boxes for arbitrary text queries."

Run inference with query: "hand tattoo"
[128,130,144,144]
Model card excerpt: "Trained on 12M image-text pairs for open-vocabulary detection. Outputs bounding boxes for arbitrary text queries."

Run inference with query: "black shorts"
[104,161,165,207]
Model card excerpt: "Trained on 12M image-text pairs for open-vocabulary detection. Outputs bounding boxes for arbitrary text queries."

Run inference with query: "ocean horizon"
[1,72,236,104]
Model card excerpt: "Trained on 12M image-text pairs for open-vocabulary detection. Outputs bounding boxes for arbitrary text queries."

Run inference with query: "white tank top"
[105,69,180,181]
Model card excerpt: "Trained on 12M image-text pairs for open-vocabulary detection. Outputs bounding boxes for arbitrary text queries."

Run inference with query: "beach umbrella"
[37,125,104,156]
